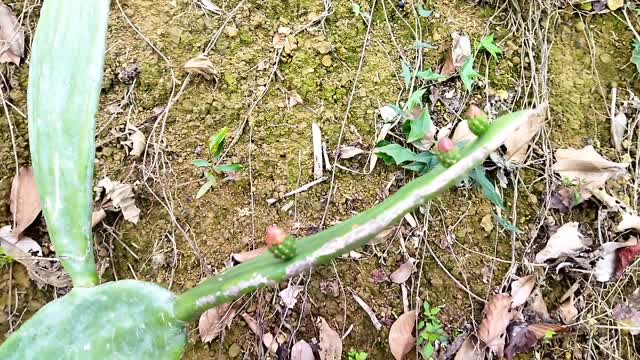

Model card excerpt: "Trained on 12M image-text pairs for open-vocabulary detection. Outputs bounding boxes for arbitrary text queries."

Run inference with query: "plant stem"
[172,107,544,322]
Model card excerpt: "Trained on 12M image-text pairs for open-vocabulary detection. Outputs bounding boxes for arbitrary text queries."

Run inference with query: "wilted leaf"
[504,322,537,360]
[279,285,304,309]
[198,304,236,343]
[613,288,640,335]
[339,146,365,159]
[10,167,42,238]
[95,177,141,223]
[454,334,485,360]
[379,106,399,122]
[0,2,24,65]
[615,238,640,278]
[184,54,219,80]
[510,275,536,307]
[594,238,637,282]
[291,340,315,360]
[611,112,627,152]
[552,146,628,194]
[549,186,581,214]
[504,110,544,163]
[374,144,416,165]
[390,258,415,284]
[389,310,416,360]
[527,288,550,321]
[196,0,223,14]
[528,323,566,339]
[440,32,471,76]
[607,0,624,10]
[318,317,342,360]
[617,212,640,232]
[478,294,514,356]
[128,126,146,158]
[534,222,590,263]
[232,246,268,263]
[558,295,578,324]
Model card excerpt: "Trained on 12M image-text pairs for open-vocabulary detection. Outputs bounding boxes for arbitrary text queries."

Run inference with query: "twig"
[283,177,327,198]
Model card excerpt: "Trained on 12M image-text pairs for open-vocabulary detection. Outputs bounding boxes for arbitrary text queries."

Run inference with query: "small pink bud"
[437,137,455,153]
[466,104,486,119]
[266,225,288,247]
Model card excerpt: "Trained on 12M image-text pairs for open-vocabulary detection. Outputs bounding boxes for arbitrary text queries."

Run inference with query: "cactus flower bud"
[437,137,455,153]
[266,225,287,247]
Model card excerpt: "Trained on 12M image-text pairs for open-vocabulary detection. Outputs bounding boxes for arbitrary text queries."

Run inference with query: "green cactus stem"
[269,236,297,260]
[172,107,544,322]
[468,115,490,137]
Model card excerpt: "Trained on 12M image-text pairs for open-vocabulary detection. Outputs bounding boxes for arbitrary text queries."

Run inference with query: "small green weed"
[417,302,447,359]
[0,247,13,267]
[192,127,242,199]
[348,349,368,360]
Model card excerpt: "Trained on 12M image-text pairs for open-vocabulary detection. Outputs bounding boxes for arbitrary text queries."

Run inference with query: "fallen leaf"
[528,323,566,339]
[611,112,627,152]
[0,237,71,288]
[287,91,303,107]
[291,340,315,360]
[454,334,485,360]
[0,2,24,65]
[615,238,640,278]
[527,288,550,321]
[594,238,637,282]
[318,317,342,360]
[612,288,640,335]
[478,294,514,357]
[339,146,365,159]
[198,304,236,343]
[389,310,416,360]
[371,268,387,283]
[272,27,291,49]
[184,53,219,80]
[232,246,268,263]
[557,295,578,324]
[510,275,536,307]
[534,222,590,263]
[379,105,399,122]
[552,146,628,194]
[128,126,146,158]
[504,110,544,163]
[10,167,42,239]
[390,258,415,284]
[242,313,278,353]
[279,285,304,309]
[95,177,141,224]
[504,322,537,360]
[196,0,223,14]
[440,32,471,76]
[451,120,476,145]
[549,186,581,214]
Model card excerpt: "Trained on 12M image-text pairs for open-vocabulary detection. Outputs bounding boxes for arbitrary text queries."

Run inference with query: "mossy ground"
[0,0,639,358]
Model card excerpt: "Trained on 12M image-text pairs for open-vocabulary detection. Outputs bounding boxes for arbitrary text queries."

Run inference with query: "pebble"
[225,24,238,37]
[228,343,241,358]
[314,41,332,54]
[599,53,612,64]
[321,55,332,67]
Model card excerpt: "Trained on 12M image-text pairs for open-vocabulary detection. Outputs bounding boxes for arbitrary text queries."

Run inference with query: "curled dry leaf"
[127,126,146,158]
[478,294,514,357]
[279,285,304,309]
[242,313,278,354]
[184,53,219,80]
[454,334,485,360]
[389,310,416,360]
[616,239,640,278]
[451,120,476,145]
[0,2,24,65]
[10,167,42,239]
[198,304,236,343]
[318,317,342,360]
[557,295,578,324]
[534,222,590,263]
[0,237,71,288]
[440,32,471,76]
[528,323,566,339]
[95,177,141,224]
[339,146,365,159]
[504,109,544,163]
[291,340,315,360]
[232,246,268,263]
[552,146,628,195]
[390,258,415,284]
[612,288,640,335]
[504,322,537,360]
[527,288,550,321]
[510,274,536,308]
[593,238,638,282]
[611,112,627,152]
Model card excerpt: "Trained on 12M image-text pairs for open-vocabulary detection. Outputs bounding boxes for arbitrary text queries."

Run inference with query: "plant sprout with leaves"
[417,302,448,359]
[348,348,369,360]
[191,127,242,199]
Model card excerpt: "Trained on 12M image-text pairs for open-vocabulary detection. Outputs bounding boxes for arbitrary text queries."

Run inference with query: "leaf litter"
[388,310,416,360]
[198,303,236,343]
[0,1,24,65]
[9,166,41,238]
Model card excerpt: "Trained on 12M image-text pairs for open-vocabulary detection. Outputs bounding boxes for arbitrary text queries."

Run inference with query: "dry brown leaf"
[528,323,566,339]
[510,274,536,307]
[318,317,342,360]
[10,167,42,239]
[291,340,315,360]
[527,288,550,321]
[553,146,628,193]
[451,120,476,145]
[198,304,236,343]
[534,222,590,263]
[594,238,638,282]
[242,313,278,353]
[279,285,304,309]
[558,295,578,324]
[232,246,268,263]
[612,288,640,335]
[504,110,544,163]
[184,54,219,80]
[504,322,537,360]
[95,177,141,224]
[0,236,71,288]
[478,294,514,356]
[454,334,485,360]
[0,2,24,65]
[339,146,365,159]
[390,258,415,284]
[128,126,146,158]
[389,310,416,360]
[440,32,471,76]
[611,112,627,152]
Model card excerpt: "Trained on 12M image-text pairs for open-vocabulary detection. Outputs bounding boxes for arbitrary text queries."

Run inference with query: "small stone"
[599,53,612,64]
[228,343,241,358]
[480,214,494,233]
[225,24,238,37]
[574,22,585,32]
[314,41,332,54]
[321,55,332,67]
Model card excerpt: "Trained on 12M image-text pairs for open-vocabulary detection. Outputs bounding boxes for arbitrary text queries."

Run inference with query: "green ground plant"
[191,127,242,199]
[417,302,448,359]
[348,348,369,360]
[0,1,540,358]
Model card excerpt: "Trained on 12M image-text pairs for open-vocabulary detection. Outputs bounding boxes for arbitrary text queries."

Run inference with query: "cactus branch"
[172,106,545,322]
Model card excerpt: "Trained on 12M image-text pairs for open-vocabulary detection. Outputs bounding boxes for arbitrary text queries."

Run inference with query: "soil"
[1,0,639,359]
